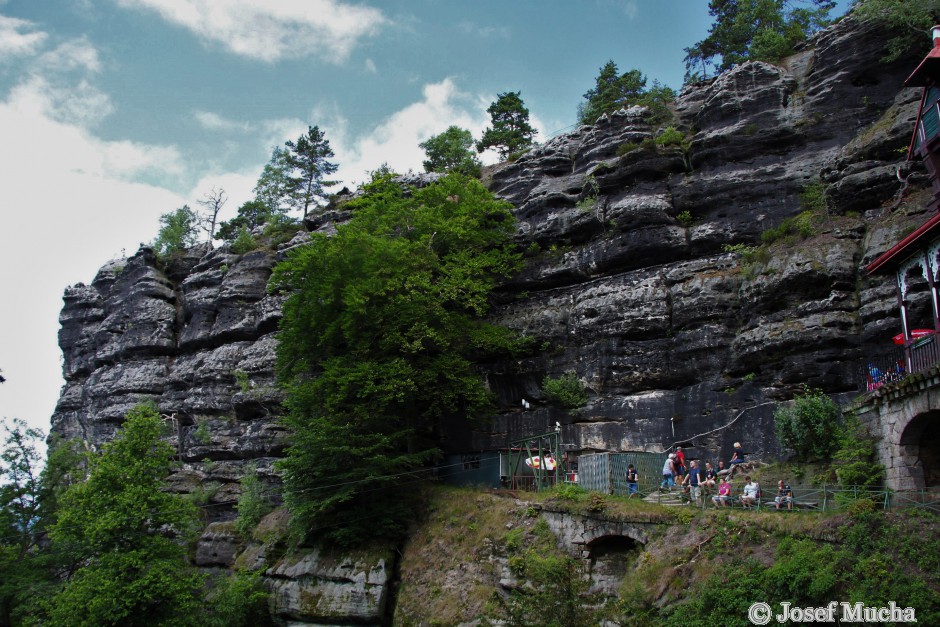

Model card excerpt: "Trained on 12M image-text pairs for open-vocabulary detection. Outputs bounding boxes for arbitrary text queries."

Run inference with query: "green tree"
[152,205,200,255]
[235,463,270,539]
[774,387,842,461]
[420,126,482,177]
[47,404,206,626]
[578,61,677,124]
[477,91,537,159]
[271,172,525,546]
[853,0,940,62]
[684,0,835,78]
[216,199,276,242]
[1,418,45,625]
[0,422,84,626]
[284,125,339,217]
[253,146,293,214]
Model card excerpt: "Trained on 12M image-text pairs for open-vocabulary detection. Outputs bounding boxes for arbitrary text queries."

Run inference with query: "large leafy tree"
[577,61,676,125]
[477,92,537,159]
[420,126,482,177]
[271,172,525,546]
[774,388,842,461]
[284,125,339,217]
[47,404,206,626]
[684,0,835,79]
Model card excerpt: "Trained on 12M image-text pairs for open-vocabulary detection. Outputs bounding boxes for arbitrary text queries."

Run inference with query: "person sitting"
[712,477,732,507]
[703,461,717,489]
[775,480,793,511]
[729,442,746,466]
[741,476,760,509]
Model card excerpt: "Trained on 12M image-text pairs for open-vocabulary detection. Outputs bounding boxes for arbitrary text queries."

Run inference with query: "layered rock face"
[53,16,928,481]
[474,16,927,461]
[49,16,933,624]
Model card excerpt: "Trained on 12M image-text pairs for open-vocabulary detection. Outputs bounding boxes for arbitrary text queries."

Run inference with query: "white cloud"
[37,37,102,73]
[259,79,548,190]
[622,0,639,19]
[320,78,490,187]
[458,21,511,39]
[364,58,377,74]
[113,0,388,63]
[194,110,251,132]
[0,15,47,59]
[8,76,114,127]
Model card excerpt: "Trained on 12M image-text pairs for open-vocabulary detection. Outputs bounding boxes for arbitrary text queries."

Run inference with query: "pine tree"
[477,92,537,159]
[284,125,339,217]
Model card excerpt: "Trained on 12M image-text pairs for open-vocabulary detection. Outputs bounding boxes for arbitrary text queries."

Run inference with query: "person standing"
[683,460,703,507]
[626,463,639,498]
[674,446,687,484]
[661,454,677,492]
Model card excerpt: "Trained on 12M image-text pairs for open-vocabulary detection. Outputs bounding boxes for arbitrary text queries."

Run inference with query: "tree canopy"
[270,172,526,546]
[48,404,206,626]
[152,205,200,256]
[577,61,676,125]
[420,126,482,177]
[477,92,537,159]
[684,0,835,79]
[853,0,940,62]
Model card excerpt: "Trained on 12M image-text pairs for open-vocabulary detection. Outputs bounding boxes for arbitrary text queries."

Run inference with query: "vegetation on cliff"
[394,486,940,625]
[0,409,269,626]
[270,172,527,547]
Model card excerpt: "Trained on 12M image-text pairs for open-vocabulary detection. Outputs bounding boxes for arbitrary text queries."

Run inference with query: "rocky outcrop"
[49,15,935,625]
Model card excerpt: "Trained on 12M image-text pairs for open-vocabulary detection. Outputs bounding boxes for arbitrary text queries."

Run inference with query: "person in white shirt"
[741,476,760,508]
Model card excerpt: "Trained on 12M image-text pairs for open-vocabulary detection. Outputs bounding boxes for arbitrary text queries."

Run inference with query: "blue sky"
[0,0,853,436]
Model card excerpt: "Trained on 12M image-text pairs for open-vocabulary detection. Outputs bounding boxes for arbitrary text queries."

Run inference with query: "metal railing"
[657,484,940,514]
[857,335,940,391]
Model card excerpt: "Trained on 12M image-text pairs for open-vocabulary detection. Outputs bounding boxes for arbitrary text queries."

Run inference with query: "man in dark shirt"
[683,460,703,506]
[626,464,638,498]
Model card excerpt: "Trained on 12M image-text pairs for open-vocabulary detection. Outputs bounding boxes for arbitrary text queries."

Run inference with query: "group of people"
[626,442,795,510]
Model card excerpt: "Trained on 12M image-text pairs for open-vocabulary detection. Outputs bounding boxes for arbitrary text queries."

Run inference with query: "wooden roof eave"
[866,211,940,275]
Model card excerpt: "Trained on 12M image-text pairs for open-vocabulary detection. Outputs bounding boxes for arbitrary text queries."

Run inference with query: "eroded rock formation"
[49,16,935,624]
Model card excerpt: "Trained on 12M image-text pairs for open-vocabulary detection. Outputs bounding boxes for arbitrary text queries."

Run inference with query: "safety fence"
[577,451,667,496]
[652,483,940,513]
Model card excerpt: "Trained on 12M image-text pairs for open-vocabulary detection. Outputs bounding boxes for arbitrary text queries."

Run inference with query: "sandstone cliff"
[49,16,933,624]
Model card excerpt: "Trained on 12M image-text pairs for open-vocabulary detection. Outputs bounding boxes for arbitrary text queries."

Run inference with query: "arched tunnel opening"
[899,410,940,489]
[584,535,644,595]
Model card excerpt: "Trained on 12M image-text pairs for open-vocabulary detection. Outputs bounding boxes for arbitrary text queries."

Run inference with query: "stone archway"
[853,381,940,491]
[899,410,940,488]
[584,534,643,596]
